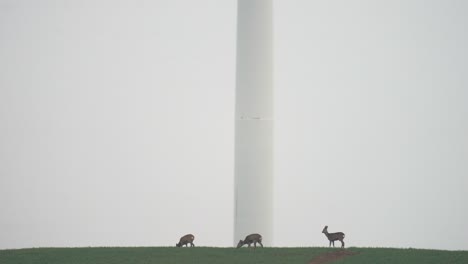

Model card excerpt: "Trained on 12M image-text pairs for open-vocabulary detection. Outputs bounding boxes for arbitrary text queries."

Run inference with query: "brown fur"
[322,226,345,248]
[176,234,195,247]
[237,233,263,249]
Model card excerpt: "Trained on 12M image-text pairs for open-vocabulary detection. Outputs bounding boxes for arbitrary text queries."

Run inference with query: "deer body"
[176,234,195,247]
[237,233,263,249]
[322,226,345,248]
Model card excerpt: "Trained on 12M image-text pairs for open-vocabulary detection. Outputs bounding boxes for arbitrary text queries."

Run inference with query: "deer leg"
[340,240,344,248]
[254,242,257,249]
[191,242,195,247]
[248,243,251,248]
[329,240,332,247]
[258,241,263,248]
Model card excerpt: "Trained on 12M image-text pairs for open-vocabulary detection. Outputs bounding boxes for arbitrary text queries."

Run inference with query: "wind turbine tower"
[234,0,273,246]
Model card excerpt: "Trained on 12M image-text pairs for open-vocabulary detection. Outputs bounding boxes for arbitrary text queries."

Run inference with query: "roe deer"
[176,234,195,247]
[322,226,345,248]
[236,233,263,249]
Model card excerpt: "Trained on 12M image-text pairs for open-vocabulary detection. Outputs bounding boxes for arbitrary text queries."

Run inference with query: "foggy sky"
[1,0,467,250]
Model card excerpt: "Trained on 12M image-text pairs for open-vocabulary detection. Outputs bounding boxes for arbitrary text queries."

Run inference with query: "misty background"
[1,0,467,250]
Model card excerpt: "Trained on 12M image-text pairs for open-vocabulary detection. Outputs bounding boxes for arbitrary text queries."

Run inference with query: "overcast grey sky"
[1,0,467,250]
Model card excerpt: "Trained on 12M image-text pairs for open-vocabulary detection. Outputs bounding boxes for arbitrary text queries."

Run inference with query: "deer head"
[236,240,244,248]
[322,226,329,234]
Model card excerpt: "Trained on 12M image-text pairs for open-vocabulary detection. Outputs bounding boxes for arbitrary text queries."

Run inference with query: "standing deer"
[176,234,195,247]
[322,226,345,248]
[237,233,263,249]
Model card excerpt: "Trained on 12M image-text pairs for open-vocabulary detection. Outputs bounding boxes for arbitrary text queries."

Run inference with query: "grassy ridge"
[1,247,467,264]
[335,247,468,264]
[0,247,333,264]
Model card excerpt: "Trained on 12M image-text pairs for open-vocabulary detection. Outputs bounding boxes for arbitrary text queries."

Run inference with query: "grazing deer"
[237,233,263,249]
[176,234,195,247]
[322,226,345,248]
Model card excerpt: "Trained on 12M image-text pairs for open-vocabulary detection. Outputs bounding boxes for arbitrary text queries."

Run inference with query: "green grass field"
[1,247,467,264]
